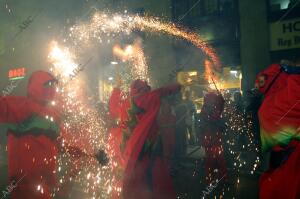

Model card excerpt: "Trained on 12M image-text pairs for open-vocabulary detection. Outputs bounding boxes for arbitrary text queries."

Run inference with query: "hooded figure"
[257,63,300,199]
[0,71,102,199]
[198,91,227,183]
[109,79,181,199]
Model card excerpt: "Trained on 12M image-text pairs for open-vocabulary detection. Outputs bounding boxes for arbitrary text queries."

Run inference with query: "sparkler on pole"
[211,76,220,94]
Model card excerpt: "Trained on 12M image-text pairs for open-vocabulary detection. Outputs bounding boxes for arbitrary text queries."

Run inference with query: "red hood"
[130,79,151,97]
[255,64,283,94]
[201,92,224,120]
[27,71,57,104]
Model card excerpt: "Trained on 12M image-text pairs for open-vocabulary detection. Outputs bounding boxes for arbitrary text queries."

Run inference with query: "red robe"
[199,92,227,182]
[257,64,300,199]
[0,71,60,199]
[0,71,86,199]
[107,88,130,199]
[109,82,180,199]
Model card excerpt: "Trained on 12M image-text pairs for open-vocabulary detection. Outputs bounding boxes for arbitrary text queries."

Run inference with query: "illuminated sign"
[8,67,26,80]
[270,18,300,51]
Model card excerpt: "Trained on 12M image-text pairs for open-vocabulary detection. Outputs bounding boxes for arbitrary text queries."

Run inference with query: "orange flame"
[204,59,222,90]
[112,38,148,80]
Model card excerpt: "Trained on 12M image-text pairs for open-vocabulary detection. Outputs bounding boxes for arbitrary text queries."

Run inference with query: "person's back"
[257,59,300,199]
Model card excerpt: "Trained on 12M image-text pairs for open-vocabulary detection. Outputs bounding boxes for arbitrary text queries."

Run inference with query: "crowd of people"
[0,57,300,199]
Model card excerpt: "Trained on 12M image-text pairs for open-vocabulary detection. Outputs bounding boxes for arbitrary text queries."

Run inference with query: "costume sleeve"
[155,84,181,98]
[109,88,122,119]
[0,96,31,123]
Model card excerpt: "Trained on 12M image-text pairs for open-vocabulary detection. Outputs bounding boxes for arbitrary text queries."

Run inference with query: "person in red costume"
[0,71,107,199]
[256,59,300,199]
[108,79,181,199]
[198,91,227,183]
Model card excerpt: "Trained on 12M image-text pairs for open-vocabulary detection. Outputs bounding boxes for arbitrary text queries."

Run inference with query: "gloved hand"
[95,149,109,166]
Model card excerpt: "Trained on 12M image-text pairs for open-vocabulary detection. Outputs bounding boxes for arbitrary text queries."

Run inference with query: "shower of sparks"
[69,12,221,69]
[48,41,78,77]
[204,59,222,90]
[222,96,261,198]
[113,38,149,81]
[48,42,114,198]
[48,11,222,198]
[223,101,260,173]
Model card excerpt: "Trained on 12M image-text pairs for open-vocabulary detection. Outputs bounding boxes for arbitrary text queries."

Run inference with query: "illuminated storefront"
[8,67,26,80]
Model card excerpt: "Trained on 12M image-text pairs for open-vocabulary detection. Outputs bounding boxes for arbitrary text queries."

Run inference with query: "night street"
[0,0,300,199]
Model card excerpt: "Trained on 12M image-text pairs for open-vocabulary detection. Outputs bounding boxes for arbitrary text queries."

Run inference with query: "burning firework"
[204,59,223,91]
[48,41,78,77]
[113,38,148,81]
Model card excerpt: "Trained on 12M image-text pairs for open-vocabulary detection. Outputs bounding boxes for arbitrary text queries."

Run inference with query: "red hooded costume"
[198,92,227,182]
[108,80,180,199]
[257,64,300,199]
[0,71,89,199]
[0,71,61,199]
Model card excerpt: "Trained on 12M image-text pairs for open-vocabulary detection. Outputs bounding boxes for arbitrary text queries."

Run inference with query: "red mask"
[27,71,57,104]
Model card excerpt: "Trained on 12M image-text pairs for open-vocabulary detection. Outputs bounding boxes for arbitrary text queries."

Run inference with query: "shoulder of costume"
[280,64,300,74]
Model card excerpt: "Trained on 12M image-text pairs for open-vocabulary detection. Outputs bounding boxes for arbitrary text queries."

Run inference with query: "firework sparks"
[204,59,222,90]
[48,41,78,77]
[69,12,220,69]
[48,42,114,198]
[48,11,222,199]
[113,38,148,81]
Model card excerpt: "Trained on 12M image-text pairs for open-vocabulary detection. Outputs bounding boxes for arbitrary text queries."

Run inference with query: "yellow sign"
[176,71,199,86]
[270,18,300,51]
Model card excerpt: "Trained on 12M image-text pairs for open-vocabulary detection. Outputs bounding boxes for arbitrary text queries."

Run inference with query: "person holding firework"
[0,71,107,199]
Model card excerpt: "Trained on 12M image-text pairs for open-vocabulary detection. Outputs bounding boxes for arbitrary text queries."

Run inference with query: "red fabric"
[199,92,227,182]
[0,71,59,199]
[259,141,300,199]
[201,92,225,121]
[202,131,227,182]
[108,88,131,199]
[123,84,180,171]
[130,79,151,97]
[108,87,130,168]
[257,64,300,150]
[109,83,180,199]
[257,64,300,199]
[1,71,101,198]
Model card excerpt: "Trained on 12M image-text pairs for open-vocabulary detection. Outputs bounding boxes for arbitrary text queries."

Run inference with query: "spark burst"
[69,12,220,69]
[47,11,221,199]
[48,43,113,198]
[113,38,149,81]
